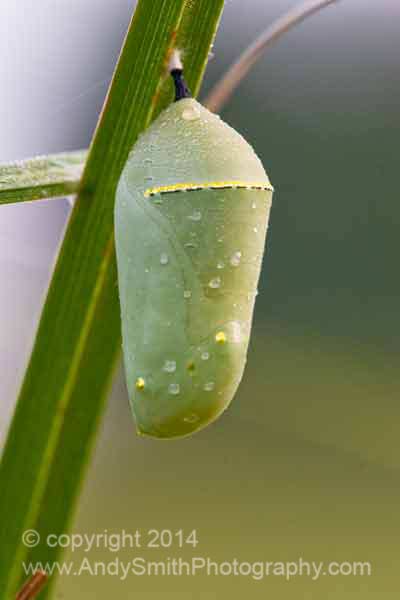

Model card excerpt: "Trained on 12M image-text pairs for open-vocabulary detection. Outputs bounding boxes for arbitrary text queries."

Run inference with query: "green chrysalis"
[114,54,273,439]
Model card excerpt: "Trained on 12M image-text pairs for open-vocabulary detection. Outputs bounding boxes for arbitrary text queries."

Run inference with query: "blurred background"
[1,0,399,597]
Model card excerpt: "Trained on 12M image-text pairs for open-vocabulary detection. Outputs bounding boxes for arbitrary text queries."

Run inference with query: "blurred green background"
[1,0,399,597]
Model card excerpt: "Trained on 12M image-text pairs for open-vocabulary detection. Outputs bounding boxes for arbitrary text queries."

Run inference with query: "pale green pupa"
[114,53,273,438]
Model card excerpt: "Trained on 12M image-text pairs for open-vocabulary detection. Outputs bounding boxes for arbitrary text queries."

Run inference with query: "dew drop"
[183,290,192,299]
[168,383,180,395]
[188,210,202,221]
[184,413,200,423]
[182,106,201,121]
[142,158,152,165]
[230,251,242,267]
[163,360,176,373]
[230,321,242,343]
[217,261,225,270]
[204,381,215,392]
[160,253,169,265]
[253,227,258,233]
[208,277,221,289]
[201,351,210,361]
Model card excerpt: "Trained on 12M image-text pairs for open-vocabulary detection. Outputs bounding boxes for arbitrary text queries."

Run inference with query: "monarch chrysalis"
[114,52,273,439]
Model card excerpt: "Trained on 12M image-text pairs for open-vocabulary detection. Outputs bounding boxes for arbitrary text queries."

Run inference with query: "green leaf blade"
[0,151,86,204]
[0,0,224,597]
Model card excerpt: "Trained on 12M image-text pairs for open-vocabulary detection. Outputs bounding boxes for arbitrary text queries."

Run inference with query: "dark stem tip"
[170,69,191,102]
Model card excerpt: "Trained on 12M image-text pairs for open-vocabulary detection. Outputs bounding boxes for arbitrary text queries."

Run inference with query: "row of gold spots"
[144,181,274,197]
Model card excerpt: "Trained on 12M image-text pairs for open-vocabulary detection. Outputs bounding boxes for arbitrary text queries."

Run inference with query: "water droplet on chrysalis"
[188,210,202,221]
[168,383,180,395]
[160,253,169,265]
[182,106,200,121]
[208,277,221,289]
[230,251,242,267]
[184,413,200,423]
[163,360,176,373]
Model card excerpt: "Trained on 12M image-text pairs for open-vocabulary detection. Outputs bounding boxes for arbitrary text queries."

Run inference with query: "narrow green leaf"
[0,0,224,598]
[0,151,86,205]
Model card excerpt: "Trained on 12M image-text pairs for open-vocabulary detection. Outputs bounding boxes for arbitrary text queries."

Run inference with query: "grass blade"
[0,151,86,205]
[0,1,224,597]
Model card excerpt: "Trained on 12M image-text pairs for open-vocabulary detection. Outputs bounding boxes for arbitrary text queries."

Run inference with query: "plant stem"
[205,0,338,113]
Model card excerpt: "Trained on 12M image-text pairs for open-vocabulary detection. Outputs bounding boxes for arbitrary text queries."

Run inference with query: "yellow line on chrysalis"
[144,180,274,197]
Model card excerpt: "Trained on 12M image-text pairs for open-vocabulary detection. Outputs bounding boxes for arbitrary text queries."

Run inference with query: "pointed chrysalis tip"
[168,49,183,73]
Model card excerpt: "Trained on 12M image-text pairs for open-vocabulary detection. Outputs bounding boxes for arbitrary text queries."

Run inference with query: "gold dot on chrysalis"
[215,331,226,344]
[187,361,196,373]
[135,377,145,390]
